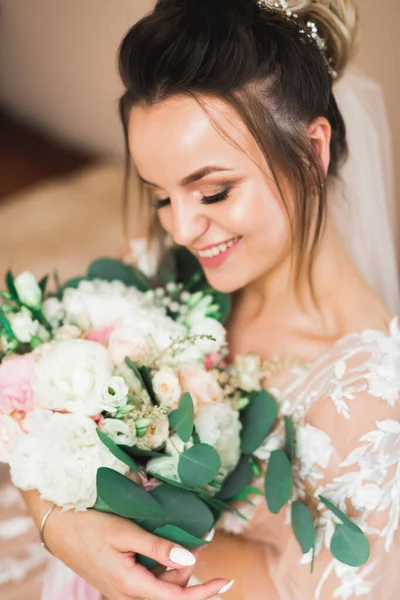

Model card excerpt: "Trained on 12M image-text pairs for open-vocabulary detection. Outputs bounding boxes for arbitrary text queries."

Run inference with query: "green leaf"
[0,308,16,338]
[240,390,279,454]
[284,416,295,461]
[96,429,140,472]
[171,247,204,287]
[38,275,49,295]
[155,250,177,285]
[217,455,253,501]
[150,484,214,538]
[87,258,151,292]
[178,444,221,487]
[5,271,19,303]
[138,366,157,404]
[154,524,208,549]
[96,468,166,522]
[169,392,195,443]
[93,495,115,515]
[265,449,293,514]
[330,524,370,567]
[208,290,231,324]
[136,555,160,571]
[120,445,163,459]
[318,496,360,533]
[291,502,315,554]
[146,472,199,493]
[59,276,88,296]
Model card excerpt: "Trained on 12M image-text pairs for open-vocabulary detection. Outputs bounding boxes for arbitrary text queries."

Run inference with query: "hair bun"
[287,1,359,79]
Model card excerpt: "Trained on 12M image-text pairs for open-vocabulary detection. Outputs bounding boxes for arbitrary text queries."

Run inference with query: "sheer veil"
[332,67,400,315]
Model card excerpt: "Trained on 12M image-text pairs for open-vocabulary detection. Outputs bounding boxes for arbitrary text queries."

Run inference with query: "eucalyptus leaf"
[138,366,157,404]
[5,271,19,303]
[284,416,295,461]
[39,275,49,295]
[330,524,370,567]
[87,258,151,292]
[0,309,16,338]
[178,444,221,487]
[96,468,166,523]
[291,502,315,554]
[318,496,360,533]
[96,429,140,472]
[120,445,163,459]
[241,390,279,454]
[265,450,293,514]
[154,524,208,550]
[169,392,194,443]
[59,276,88,296]
[146,472,199,492]
[93,495,115,515]
[218,455,253,501]
[208,290,231,324]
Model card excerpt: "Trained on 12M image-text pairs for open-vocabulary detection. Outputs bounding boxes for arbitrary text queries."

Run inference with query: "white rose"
[108,327,149,366]
[101,418,136,447]
[179,366,223,408]
[43,297,65,327]
[138,414,170,450]
[195,401,242,473]
[9,308,40,343]
[189,318,226,354]
[101,376,129,413]
[296,424,333,477]
[146,455,181,483]
[153,369,182,409]
[9,410,129,510]
[234,355,263,392]
[32,339,113,416]
[14,272,42,308]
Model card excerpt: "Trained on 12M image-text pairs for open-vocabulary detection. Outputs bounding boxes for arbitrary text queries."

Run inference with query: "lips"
[196,236,242,269]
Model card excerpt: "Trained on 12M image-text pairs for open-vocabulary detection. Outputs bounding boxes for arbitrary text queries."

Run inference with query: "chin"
[202,268,250,294]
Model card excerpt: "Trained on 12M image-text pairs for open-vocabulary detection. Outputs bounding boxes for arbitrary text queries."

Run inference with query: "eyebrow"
[138,165,234,188]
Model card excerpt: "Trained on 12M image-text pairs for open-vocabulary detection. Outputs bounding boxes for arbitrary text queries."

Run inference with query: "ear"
[307,117,332,177]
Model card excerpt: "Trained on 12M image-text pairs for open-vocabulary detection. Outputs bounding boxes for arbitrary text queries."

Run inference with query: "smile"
[197,236,241,258]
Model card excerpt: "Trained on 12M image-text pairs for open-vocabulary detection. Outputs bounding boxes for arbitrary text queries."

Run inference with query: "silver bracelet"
[39,503,56,554]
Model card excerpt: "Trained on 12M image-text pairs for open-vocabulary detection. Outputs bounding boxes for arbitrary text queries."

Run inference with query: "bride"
[18,0,400,599]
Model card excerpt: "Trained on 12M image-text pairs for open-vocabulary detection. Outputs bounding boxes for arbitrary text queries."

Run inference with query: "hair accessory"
[257,0,337,79]
[39,503,56,554]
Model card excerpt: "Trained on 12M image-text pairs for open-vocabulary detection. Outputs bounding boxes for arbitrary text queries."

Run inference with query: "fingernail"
[204,527,215,542]
[219,580,235,594]
[169,547,196,566]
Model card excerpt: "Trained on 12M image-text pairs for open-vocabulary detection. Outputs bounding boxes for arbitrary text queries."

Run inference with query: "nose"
[170,195,210,248]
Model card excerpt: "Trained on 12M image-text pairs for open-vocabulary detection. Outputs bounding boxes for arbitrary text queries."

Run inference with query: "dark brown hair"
[117,0,359,284]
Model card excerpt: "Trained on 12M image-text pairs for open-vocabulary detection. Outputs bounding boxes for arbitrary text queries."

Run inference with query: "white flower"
[189,318,226,354]
[195,401,242,474]
[114,362,146,400]
[234,355,263,392]
[179,366,223,409]
[0,414,23,464]
[9,410,129,510]
[296,424,333,480]
[147,455,181,483]
[9,308,40,343]
[352,483,384,512]
[108,326,149,366]
[42,297,65,327]
[101,418,136,446]
[101,376,129,413]
[139,414,170,450]
[153,369,182,409]
[14,272,42,308]
[54,325,82,341]
[32,339,113,416]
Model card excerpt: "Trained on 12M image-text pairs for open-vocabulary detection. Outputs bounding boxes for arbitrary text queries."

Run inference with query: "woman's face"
[128,95,294,293]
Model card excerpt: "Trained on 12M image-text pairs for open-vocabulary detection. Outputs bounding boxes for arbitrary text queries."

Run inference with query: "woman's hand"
[44,502,231,600]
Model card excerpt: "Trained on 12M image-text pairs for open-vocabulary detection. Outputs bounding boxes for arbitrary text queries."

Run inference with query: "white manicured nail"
[169,547,196,566]
[204,527,215,542]
[219,580,235,594]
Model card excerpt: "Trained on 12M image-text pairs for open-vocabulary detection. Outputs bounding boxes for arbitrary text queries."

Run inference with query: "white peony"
[194,401,242,474]
[153,369,182,409]
[14,272,42,308]
[0,414,23,464]
[32,339,114,416]
[189,318,226,354]
[10,410,129,510]
[108,326,149,366]
[101,376,129,414]
[42,297,65,327]
[234,355,263,392]
[9,308,40,343]
[101,418,136,446]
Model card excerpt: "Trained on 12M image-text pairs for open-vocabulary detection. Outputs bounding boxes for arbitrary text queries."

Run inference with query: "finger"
[157,530,215,584]
[123,561,234,600]
[115,523,198,570]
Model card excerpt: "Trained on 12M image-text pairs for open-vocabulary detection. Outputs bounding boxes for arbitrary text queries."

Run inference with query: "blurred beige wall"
[0,0,399,194]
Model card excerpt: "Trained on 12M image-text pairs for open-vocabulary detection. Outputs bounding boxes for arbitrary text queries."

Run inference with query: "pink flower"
[179,366,223,410]
[204,353,222,370]
[84,325,115,345]
[0,353,36,415]
[0,414,23,463]
[108,326,149,365]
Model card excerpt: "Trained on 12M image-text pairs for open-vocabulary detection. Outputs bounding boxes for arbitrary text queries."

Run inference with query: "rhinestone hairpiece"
[257,0,337,79]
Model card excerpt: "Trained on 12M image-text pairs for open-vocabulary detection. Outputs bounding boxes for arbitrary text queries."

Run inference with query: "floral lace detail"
[218,317,400,599]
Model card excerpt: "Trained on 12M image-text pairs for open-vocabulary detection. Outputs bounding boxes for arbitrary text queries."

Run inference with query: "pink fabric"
[41,556,101,600]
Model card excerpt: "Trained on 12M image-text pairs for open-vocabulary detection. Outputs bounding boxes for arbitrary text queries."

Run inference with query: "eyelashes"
[153,186,232,210]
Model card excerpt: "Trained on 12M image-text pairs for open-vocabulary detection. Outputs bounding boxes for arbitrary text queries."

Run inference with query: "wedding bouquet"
[0,248,370,570]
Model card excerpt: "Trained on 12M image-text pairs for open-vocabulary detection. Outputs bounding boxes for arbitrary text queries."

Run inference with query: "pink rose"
[108,327,149,365]
[0,414,23,463]
[84,325,116,345]
[204,353,222,370]
[179,366,223,410]
[0,353,36,415]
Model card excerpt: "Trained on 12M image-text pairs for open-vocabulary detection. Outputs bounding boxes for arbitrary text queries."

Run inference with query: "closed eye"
[153,186,232,210]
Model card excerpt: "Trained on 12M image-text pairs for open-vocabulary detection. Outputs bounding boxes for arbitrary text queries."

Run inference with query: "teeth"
[198,237,239,258]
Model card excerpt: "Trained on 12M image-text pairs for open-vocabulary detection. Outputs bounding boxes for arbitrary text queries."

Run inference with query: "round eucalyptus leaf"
[241,390,279,454]
[330,524,370,567]
[265,449,293,514]
[291,501,315,554]
[178,444,221,487]
[169,393,195,443]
